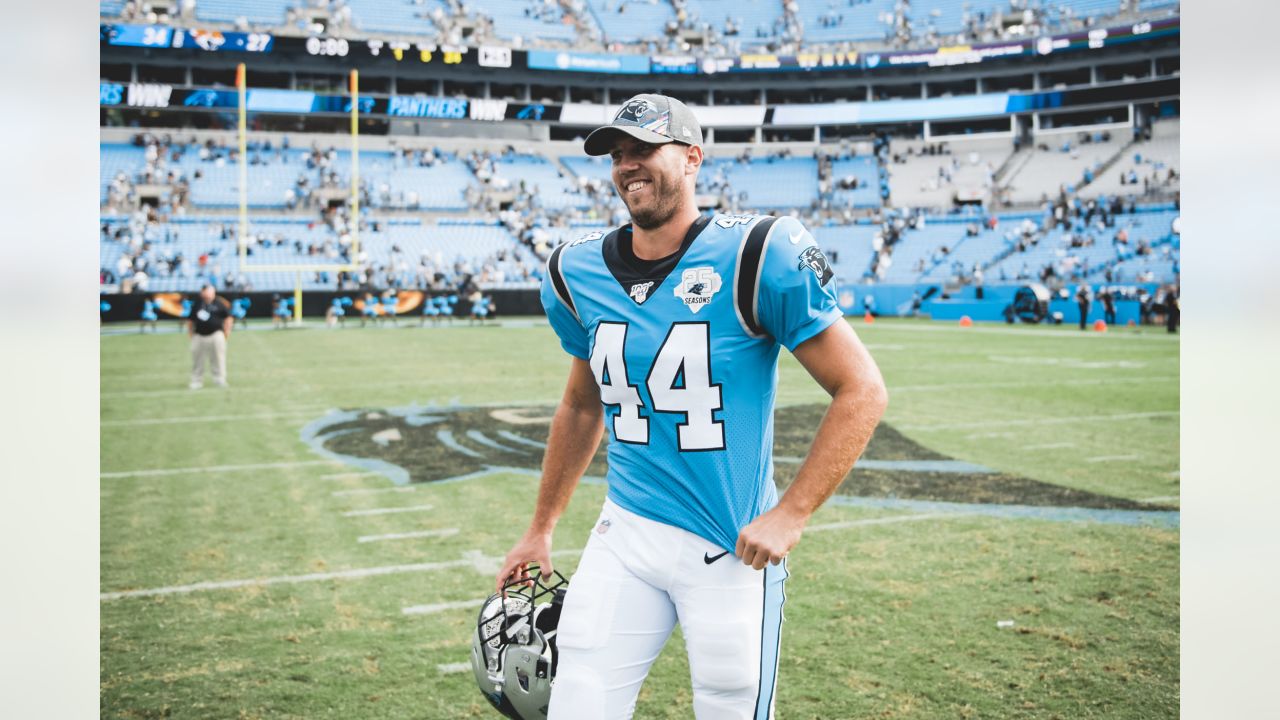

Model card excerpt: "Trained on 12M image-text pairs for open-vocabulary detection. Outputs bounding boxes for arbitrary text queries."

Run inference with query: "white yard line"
[437,662,472,674]
[101,557,479,601]
[403,599,485,616]
[332,487,417,497]
[358,528,459,543]
[322,472,384,480]
[965,431,1018,440]
[342,505,434,517]
[102,410,327,427]
[462,549,500,575]
[100,511,948,603]
[1085,454,1143,463]
[102,547,588,601]
[806,513,956,533]
[897,410,1177,432]
[101,460,338,479]
[888,376,1177,393]
[1025,442,1077,450]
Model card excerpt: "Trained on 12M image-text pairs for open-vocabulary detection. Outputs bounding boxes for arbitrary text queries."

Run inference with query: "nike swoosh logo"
[704,550,730,565]
[788,230,804,244]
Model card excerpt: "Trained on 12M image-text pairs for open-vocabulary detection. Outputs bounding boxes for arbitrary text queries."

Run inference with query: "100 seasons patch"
[302,404,1165,511]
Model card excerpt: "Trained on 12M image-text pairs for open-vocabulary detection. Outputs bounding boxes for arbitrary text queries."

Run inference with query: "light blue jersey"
[541,214,842,552]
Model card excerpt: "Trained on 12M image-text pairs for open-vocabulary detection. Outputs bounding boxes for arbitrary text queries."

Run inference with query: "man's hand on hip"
[735,503,808,571]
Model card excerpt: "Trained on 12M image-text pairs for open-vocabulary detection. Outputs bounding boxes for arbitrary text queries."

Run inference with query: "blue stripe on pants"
[754,558,788,720]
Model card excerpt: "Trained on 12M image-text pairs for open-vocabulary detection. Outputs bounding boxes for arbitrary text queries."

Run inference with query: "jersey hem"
[605,488,736,553]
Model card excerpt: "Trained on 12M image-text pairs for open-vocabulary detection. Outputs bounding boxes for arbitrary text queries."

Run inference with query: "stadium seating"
[829,155,883,209]
[982,209,1178,283]
[585,0,675,44]
[100,144,147,204]
[681,0,785,45]
[793,0,894,44]
[195,0,291,26]
[100,215,541,291]
[491,154,591,210]
[480,0,580,44]
[1003,133,1130,205]
[885,138,1012,210]
[182,154,308,208]
[344,0,445,36]
[560,155,614,183]
[917,225,1010,282]
[702,155,819,209]
[339,151,478,211]
[879,224,970,283]
[101,0,1158,48]
[1085,120,1179,198]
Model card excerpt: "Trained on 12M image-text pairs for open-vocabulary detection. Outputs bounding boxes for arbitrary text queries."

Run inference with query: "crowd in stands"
[100,121,1178,297]
[103,0,1174,54]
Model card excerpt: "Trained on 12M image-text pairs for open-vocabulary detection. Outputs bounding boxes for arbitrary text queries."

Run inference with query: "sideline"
[859,320,1181,342]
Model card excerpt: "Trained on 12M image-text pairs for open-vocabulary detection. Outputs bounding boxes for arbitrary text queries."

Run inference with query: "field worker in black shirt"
[188,283,233,389]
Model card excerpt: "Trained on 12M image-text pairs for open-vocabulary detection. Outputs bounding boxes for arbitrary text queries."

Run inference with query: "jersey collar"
[602,215,711,305]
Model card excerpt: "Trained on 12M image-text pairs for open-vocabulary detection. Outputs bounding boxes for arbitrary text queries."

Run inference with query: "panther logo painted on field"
[301,404,1168,511]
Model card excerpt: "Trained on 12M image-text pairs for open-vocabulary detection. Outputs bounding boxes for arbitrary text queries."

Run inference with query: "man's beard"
[621,173,681,231]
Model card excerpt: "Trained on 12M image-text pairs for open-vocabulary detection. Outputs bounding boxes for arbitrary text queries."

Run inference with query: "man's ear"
[685,144,704,176]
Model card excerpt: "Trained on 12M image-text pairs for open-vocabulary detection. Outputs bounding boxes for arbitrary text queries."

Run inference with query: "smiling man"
[497,94,889,719]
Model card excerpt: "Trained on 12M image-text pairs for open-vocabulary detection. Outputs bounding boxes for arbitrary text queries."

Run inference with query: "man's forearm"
[778,381,888,519]
[528,401,604,534]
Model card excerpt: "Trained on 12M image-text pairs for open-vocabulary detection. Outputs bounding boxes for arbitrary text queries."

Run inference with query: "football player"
[497,94,888,719]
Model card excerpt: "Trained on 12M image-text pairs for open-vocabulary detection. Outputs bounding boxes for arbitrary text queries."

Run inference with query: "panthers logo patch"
[798,246,834,286]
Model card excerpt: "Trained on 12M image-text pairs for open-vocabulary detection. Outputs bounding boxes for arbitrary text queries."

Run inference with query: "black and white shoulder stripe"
[546,241,579,322]
[733,216,780,338]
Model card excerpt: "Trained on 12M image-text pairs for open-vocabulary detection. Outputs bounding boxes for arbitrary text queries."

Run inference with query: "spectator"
[188,284,233,389]
[1076,283,1092,330]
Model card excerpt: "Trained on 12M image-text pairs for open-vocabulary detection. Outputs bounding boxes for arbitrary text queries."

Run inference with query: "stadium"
[98,0,1180,717]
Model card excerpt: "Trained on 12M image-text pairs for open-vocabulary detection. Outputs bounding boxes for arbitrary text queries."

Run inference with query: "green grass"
[101,318,1179,719]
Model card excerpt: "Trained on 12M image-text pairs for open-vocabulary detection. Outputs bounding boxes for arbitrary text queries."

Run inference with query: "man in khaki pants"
[188,284,233,389]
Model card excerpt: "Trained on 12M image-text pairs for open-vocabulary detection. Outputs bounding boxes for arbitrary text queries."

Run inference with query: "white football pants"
[548,498,787,720]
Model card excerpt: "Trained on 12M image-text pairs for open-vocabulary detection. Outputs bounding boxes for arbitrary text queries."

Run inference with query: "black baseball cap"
[584,94,704,156]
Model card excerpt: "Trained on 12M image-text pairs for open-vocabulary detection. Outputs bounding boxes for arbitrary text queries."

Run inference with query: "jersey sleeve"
[540,248,590,359]
[755,216,843,352]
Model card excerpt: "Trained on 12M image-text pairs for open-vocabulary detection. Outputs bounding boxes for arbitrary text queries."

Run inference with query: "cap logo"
[616,100,670,137]
[616,99,655,123]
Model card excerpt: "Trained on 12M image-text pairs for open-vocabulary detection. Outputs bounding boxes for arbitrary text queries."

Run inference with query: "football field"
[100,317,1179,719]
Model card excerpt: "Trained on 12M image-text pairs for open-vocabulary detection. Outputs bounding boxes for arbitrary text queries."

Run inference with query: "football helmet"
[471,566,569,720]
